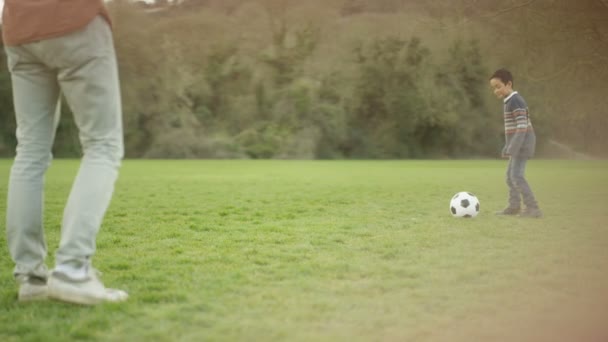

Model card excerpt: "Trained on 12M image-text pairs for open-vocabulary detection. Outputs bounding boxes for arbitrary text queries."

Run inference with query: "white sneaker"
[48,267,128,305]
[18,277,48,302]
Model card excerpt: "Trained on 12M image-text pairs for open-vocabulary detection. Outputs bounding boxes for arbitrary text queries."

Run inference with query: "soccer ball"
[450,192,480,218]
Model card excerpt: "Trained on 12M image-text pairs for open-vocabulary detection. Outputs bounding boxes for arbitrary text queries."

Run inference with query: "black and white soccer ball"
[450,192,480,218]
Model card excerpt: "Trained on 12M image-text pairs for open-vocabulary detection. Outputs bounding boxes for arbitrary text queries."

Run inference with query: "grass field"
[0,159,607,341]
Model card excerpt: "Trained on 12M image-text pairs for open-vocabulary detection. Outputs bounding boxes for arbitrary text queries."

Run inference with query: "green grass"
[0,159,607,341]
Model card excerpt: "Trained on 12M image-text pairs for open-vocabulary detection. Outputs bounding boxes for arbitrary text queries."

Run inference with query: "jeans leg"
[506,158,521,209]
[51,17,124,269]
[4,46,61,280]
[510,157,539,209]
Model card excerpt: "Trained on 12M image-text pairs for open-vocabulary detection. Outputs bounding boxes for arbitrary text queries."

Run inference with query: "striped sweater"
[502,91,536,158]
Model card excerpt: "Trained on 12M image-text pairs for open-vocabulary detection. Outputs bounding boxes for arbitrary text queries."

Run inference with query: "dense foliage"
[1,0,606,159]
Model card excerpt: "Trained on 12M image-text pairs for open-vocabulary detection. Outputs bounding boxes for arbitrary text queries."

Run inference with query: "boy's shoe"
[18,276,48,302]
[520,208,543,218]
[48,268,128,305]
[495,207,521,215]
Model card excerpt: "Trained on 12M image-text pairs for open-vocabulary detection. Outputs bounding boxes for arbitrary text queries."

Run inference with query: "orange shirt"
[2,0,111,46]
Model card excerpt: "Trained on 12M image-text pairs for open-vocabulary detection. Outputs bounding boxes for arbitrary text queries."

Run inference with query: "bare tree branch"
[436,0,538,29]
[475,0,537,21]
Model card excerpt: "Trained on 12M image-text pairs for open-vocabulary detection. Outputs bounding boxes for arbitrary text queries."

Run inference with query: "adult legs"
[51,16,124,271]
[5,45,61,282]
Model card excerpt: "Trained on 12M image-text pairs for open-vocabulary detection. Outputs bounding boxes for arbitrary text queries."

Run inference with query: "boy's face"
[489,78,513,100]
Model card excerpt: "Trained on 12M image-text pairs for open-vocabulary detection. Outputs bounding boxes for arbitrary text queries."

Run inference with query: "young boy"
[489,68,543,218]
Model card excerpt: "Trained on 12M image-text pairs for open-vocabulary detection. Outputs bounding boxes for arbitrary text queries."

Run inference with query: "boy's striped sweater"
[503,91,536,158]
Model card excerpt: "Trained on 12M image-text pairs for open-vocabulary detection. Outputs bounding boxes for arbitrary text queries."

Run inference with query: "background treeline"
[1,0,607,159]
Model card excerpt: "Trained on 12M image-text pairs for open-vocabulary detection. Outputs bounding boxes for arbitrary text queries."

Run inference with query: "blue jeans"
[5,17,123,280]
[506,157,538,209]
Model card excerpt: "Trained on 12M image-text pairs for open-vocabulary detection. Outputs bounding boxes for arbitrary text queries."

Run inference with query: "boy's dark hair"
[490,68,513,85]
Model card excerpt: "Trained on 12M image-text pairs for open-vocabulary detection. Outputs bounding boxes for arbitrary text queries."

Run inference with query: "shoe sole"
[48,288,104,305]
[48,278,105,305]
[48,283,128,305]
[18,285,49,302]
[18,292,48,302]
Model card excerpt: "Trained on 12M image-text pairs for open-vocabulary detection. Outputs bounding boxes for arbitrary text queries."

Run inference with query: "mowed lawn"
[0,159,607,342]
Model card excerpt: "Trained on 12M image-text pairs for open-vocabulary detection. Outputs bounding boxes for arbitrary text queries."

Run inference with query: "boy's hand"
[501,153,510,158]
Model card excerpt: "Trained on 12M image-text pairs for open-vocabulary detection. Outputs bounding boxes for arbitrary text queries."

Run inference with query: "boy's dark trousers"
[506,157,539,209]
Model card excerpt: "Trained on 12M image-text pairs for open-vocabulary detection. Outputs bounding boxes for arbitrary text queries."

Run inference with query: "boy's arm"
[505,108,528,156]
